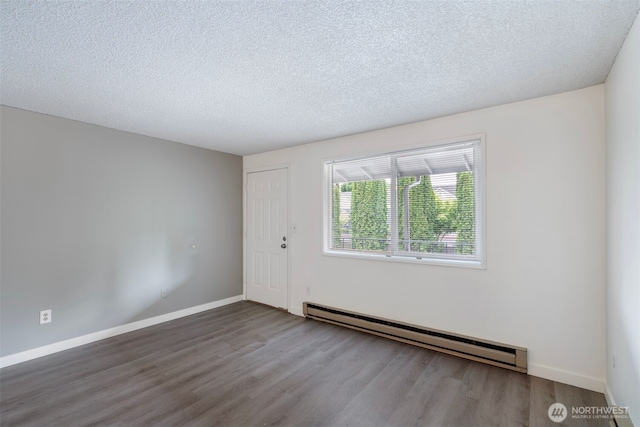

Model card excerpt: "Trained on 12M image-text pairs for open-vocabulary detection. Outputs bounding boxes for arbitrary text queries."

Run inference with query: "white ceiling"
[1,1,639,156]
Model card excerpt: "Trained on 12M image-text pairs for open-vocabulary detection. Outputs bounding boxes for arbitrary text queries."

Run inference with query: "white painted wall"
[605,12,640,425]
[244,85,606,392]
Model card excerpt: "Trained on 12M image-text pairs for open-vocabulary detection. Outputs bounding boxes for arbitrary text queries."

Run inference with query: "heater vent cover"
[303,302,527,373]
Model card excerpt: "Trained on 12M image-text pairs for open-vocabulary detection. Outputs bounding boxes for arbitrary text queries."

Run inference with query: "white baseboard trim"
[605,383,617,407]
[0,295,244,369]
[289,305,304,317]
[604,384,636,427]
[528,363,604,393]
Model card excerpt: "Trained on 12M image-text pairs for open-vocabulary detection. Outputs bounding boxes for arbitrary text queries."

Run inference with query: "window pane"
[332,178,390,252]
[394,143,477,258]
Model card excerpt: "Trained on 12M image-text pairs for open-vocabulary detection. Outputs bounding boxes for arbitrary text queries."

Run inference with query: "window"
[323,136,484,267]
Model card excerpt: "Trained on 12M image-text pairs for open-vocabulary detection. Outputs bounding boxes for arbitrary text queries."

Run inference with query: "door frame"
[243,164,292,312]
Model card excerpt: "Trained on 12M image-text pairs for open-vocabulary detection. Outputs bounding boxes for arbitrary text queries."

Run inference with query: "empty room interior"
[1,1,639,426]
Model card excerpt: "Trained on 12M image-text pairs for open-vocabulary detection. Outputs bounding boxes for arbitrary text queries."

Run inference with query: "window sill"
[322,249,486,269]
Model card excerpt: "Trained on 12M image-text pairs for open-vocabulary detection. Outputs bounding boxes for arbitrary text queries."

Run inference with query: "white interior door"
[246,168,288,309]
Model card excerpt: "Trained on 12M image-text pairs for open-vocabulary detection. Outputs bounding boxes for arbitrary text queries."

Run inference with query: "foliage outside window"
[324,138,484,267]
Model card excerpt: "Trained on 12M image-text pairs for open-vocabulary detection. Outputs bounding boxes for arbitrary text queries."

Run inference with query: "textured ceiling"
[1,1,639,156]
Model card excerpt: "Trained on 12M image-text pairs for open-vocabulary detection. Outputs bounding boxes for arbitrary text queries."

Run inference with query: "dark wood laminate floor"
[1,301,609,427]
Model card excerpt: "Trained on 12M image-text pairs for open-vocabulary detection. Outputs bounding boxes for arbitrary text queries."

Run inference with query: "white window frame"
[322,134,486,269]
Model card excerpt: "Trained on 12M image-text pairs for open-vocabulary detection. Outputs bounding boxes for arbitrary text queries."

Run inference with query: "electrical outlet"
[40,309,52,324]
[613,355,616,369]
[161,288,168,298]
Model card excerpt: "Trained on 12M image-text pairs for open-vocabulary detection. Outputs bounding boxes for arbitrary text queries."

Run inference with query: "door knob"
[281,243,287,249]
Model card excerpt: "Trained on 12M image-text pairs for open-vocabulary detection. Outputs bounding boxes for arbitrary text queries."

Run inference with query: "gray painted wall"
[0,106,243,356]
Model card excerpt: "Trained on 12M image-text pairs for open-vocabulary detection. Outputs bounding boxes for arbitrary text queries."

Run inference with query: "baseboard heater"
[303,302,527,373]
